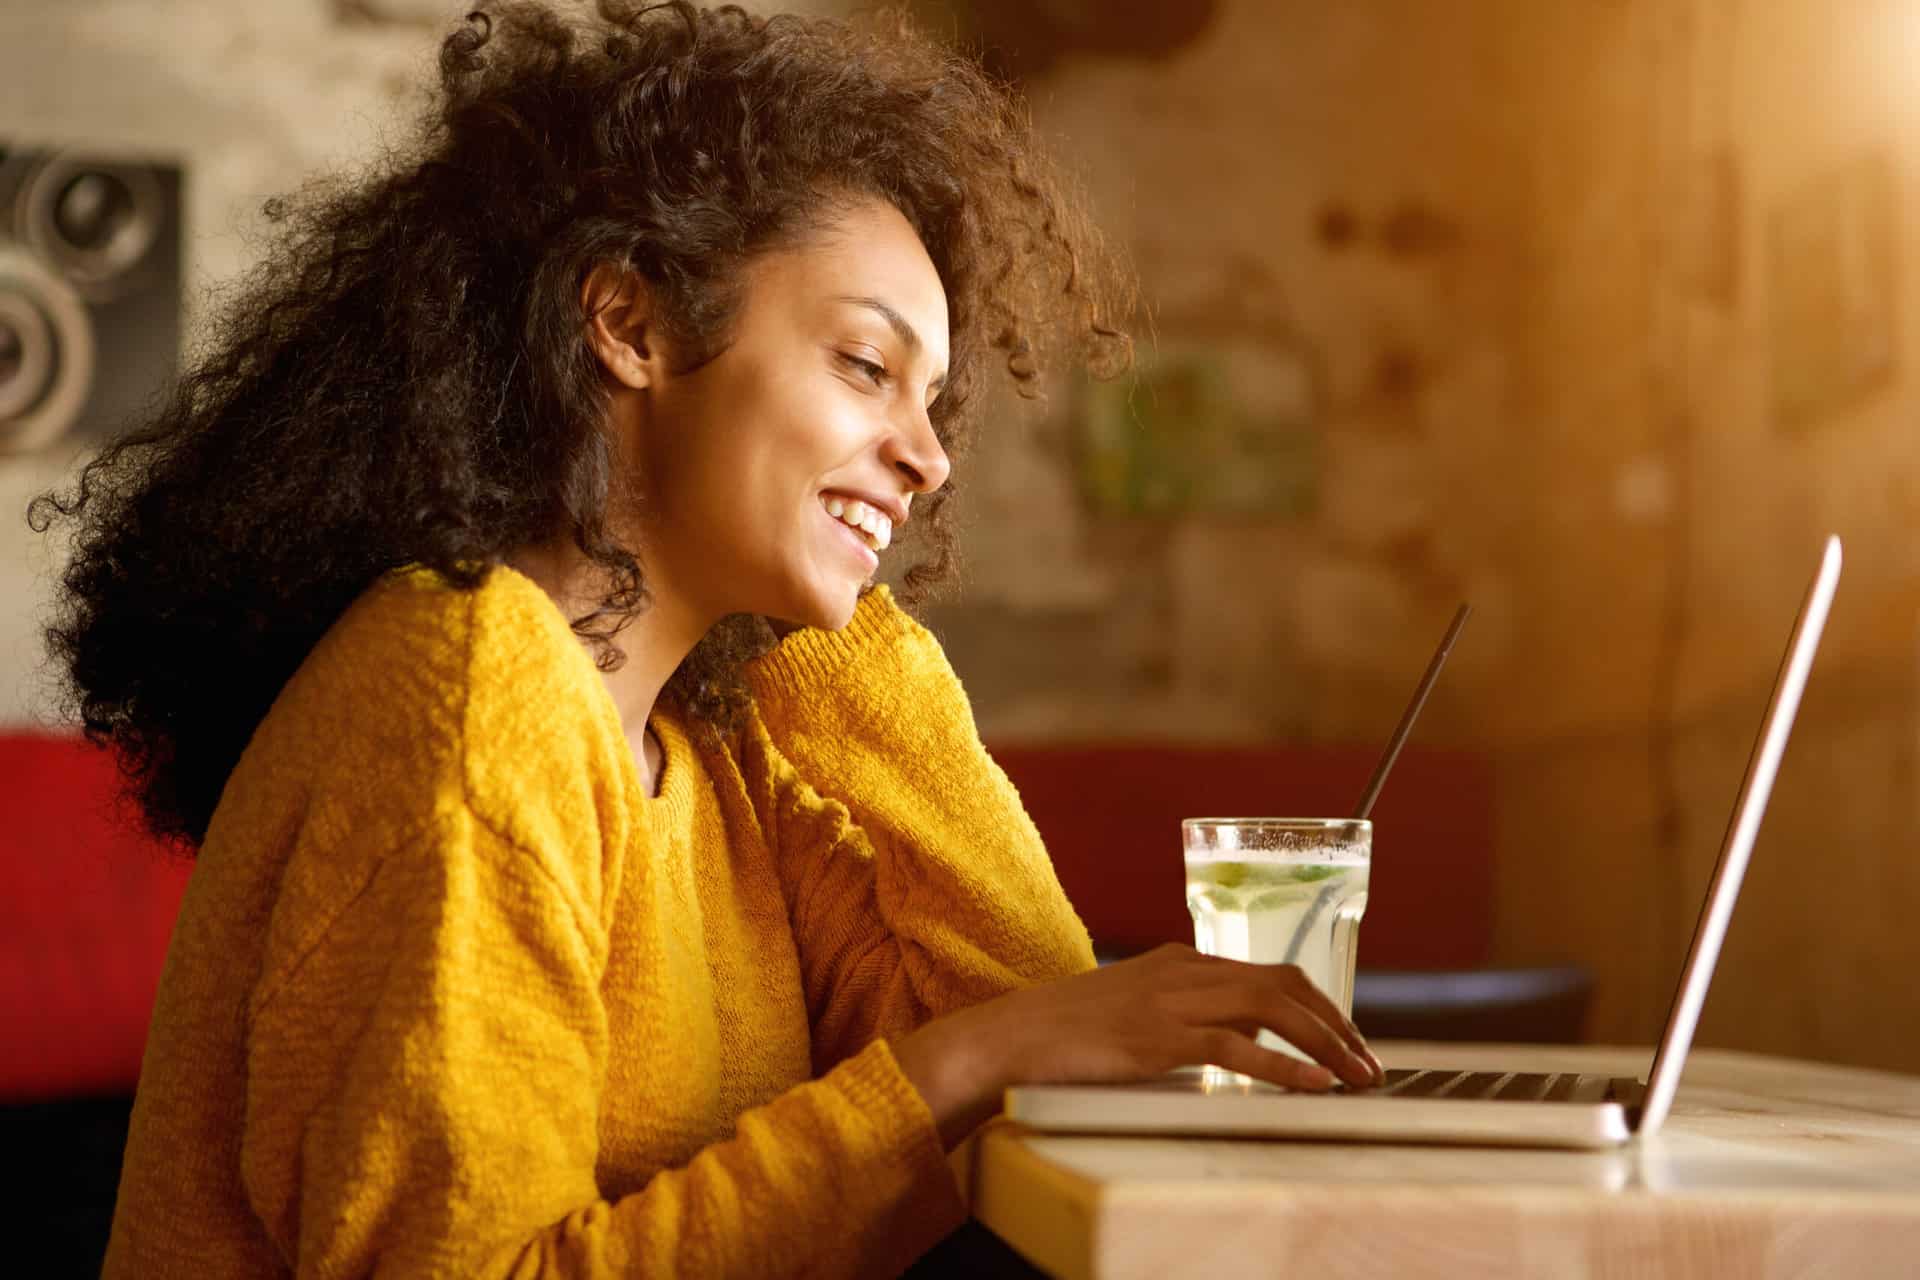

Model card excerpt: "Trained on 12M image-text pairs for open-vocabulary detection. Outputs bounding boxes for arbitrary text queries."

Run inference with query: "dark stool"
[1353,965,1593,1044]
[2,1092,134,1275]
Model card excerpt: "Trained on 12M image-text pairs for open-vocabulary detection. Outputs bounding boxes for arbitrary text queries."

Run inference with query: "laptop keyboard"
[1362,1068,1641,1105]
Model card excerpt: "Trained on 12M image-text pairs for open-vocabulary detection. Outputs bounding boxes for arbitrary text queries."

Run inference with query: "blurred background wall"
[936,0,1920,1075]
[2,0,1916,1073]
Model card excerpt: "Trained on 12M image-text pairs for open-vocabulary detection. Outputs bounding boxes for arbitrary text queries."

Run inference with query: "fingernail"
[1307,1065,1336,1090]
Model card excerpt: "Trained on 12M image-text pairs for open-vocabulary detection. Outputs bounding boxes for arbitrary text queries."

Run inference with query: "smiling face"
[607,196,953,632]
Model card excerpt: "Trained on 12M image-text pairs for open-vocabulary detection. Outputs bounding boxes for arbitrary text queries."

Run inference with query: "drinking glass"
[1183,817,1372,1061]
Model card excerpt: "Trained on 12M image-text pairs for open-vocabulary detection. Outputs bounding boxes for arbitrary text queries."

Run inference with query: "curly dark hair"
[27,0,1131,849]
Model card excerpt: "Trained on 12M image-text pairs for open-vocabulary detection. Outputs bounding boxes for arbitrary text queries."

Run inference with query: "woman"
[35,2,1382,1275]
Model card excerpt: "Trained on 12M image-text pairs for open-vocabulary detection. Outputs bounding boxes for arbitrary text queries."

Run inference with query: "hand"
[891,943,1387,1146]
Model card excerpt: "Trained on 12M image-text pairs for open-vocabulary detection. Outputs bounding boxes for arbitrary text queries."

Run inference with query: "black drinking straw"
[1353,603,1472,821]
[1278,605,1471,966]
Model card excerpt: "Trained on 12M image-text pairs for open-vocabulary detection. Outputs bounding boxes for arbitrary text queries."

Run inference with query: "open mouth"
[821,493,892,552]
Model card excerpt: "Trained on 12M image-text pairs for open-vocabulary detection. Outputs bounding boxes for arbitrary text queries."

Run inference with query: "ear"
[581,263,664,391]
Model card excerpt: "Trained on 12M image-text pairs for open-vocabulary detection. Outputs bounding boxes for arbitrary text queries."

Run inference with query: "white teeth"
[821,494,893,552]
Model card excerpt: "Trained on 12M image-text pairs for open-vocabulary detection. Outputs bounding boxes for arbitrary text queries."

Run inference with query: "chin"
[812,595,860,631]
[776,584,860,633]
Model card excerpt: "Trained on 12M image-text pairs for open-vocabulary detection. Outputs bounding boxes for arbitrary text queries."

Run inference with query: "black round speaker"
[0,146,180,456]
[0,247,95,454]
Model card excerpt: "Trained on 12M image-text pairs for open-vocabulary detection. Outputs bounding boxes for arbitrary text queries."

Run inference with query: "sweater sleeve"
[239,801,961,1279]
[740,586,1096,1069]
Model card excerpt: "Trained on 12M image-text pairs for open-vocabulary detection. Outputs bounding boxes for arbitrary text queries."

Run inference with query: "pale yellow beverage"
[1183,818,1371,1063]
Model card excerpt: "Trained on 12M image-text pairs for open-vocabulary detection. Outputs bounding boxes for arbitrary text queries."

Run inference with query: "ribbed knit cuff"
[745,585,912,704]
[821,1036,967,1274]
[832,1039,956,1175]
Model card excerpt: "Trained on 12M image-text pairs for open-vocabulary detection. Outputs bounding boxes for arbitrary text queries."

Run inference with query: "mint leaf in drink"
[1188,886,1243,914]
[1210,861,1249,889]
[1289,865,1341,883]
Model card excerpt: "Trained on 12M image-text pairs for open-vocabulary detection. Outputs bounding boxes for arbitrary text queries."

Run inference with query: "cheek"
[653,366,878,549]
[758,397,877,499]
[688,429,823,559]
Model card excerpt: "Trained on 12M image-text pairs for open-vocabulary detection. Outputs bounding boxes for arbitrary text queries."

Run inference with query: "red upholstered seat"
[984,742,1495,969]
[0,731,191,1102]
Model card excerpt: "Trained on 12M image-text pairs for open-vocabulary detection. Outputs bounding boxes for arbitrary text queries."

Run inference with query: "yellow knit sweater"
[102,565,1095,1278]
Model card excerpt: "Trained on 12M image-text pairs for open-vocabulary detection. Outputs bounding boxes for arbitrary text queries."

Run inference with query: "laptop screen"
[1636,536,1841,1134]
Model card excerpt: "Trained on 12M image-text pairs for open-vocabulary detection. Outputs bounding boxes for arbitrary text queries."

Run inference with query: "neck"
[505,536,712,745]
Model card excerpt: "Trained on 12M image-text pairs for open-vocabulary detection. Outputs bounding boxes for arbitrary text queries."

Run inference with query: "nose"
[883,408,951,497]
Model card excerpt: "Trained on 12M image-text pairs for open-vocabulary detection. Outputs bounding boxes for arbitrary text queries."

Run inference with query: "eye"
[838,352,889,387]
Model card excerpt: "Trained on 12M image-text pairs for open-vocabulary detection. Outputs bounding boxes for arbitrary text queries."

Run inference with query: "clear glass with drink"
[1184,818,1371,1062]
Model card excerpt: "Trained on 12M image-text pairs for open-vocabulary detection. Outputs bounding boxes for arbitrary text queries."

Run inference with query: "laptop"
[1004,535,1843,1151]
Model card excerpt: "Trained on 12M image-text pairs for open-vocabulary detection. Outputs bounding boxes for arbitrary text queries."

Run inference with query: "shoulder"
[225,563,632,949]
[456,566,636,862]
[254,562,630,832]
[298,560,608,715]
[246,565,489,798]
[214,567,629,1014]
[272,563,589,739]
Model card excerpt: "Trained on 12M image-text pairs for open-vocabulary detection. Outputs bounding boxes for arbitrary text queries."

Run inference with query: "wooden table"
[965,1041,1920,1279]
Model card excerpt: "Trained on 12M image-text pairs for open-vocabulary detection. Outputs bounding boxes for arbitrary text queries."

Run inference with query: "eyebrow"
[834,294,948,391]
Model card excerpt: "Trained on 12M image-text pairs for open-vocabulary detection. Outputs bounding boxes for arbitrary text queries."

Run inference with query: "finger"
[1190,1028,1336,1092]
[1181,974,1375,1087]
[1254,999,1377,1088]
[1206,956,1382,1082]
[1264,967,1384,1083]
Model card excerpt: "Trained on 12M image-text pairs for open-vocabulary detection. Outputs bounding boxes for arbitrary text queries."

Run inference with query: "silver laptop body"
[1004,536,1842,1150]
